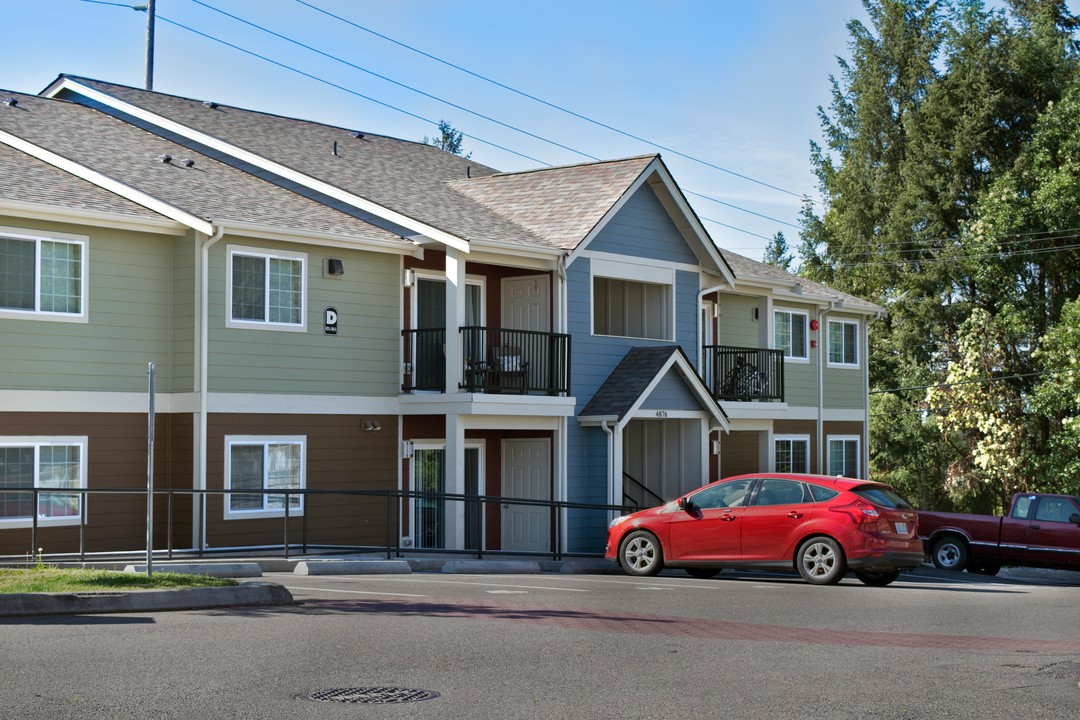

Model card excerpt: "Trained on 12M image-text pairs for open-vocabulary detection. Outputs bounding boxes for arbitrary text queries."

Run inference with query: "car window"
[809,484,840,502]
[753,479,809,506]
[852,486,913,510]
[690,479,753,510]
[1011,495,1036,520]
[1034,498,1076,523]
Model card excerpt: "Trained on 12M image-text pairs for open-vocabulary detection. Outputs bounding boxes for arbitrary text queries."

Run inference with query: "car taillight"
[830,501,881,529]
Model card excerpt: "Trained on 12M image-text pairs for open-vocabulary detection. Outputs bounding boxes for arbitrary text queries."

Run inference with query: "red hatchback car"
[606,473,923,586]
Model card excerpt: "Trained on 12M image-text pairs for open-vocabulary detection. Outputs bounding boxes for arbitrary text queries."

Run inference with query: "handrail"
[622,472,665,510]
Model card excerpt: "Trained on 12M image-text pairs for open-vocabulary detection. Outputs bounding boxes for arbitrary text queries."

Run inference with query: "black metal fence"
[0,486,628,563]
[703,345,785,402]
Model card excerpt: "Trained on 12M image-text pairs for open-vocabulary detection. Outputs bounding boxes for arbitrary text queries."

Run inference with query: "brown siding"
[720,430,764,478]
[0,413,192,556]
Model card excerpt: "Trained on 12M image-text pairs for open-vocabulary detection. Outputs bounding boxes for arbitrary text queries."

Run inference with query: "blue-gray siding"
[587,185,698,264]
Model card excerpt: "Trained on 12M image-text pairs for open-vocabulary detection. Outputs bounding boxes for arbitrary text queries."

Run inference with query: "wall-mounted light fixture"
[403,268,416,288]
[401,440,414,459]
[361,418,381,432]
[752,307,759,321]
[327,258,344,276]
[713,304,721,318]
[711,439,721,455]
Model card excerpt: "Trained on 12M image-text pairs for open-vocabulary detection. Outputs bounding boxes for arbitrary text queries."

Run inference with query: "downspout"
[864,311,883,479]
[697,283,727,373]
[197,224,225,552]
[816,301,837,475]
[601,420,615,516]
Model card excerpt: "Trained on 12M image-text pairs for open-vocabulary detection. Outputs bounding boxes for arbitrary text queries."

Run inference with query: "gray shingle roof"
[448,156,658,250]
[579,346,697,420]
[0,89,405,244]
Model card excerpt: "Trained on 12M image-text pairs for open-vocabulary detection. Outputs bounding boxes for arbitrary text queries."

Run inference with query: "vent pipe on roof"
[202,101,219,109]
[157,154,172,164]
[352,131,365,139]
[2,98,17,107]
[332,141,339,157]
[466,166,471,178]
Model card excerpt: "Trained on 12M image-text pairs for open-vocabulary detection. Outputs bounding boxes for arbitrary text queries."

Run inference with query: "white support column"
[444,413,466,550]
[444,248,466,394]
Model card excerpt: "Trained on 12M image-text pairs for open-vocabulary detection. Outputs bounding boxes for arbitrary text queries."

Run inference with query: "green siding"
[775,301,818,408]
[207,237,400,395]
[823,313,865,410]
[0,217,177,392]
[715,294,763,349]
[170,234,196,393]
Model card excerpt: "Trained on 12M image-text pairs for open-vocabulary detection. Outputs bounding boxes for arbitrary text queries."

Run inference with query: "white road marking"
[486,590,529,594]
[286,585,427,598]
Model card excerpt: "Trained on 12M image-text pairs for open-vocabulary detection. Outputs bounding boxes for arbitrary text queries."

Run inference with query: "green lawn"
[0,567,237,594]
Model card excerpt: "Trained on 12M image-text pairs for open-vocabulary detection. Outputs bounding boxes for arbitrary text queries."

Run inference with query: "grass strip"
[0,567,237,594]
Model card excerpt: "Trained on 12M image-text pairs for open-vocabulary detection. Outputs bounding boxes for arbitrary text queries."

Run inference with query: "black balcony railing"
[703,345,784,402]
[402,326,571,396]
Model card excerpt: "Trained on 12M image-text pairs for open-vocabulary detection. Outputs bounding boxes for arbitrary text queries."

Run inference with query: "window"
[774,309,807,360]
[774,436,810,473]
[224,437,305,519]
[689,479,752,509]
[754,479,809,506]
[0,230,85,320]
[1034,497,1078,524]
[593,276,671,340]
[828,436,860,478]
[0,438,86,527]
[828,319,859,367]
[227,246,306,330]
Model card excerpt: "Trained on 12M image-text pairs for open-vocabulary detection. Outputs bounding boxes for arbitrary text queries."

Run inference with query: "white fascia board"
[54,78,470,254]
[0,198,187,236]
[470,237,565,260]
[0,390,198,414]
[399,393,576,417]
[0,128,214,236]
[216,218,416,255]
[208,393,400,415]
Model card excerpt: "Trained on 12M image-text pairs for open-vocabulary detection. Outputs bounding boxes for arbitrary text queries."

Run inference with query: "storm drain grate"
[305,687,440,704]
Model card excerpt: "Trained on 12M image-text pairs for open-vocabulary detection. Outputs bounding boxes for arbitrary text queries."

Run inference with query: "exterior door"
[412,445,482,550]
[501,275,550,332]
[501,438,550,552]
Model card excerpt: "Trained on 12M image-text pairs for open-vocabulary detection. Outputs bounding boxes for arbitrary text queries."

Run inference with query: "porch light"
[327,258,344,276]
[403,268,416,287]
[361,418,381,431]
[401,440,414,459]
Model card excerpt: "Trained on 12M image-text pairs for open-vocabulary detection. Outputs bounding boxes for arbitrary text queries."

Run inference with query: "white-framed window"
[226,246,306,331]
[0,228,87,322]
[774,435,810,474]
[224,436,305,519]
[0,437,87,528]
[593,276,672,340]
[774,309,808,361]
[827,319,860,368]
[827,436,860,478]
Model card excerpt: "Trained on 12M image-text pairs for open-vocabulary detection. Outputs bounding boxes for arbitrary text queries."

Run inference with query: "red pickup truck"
[918,493,1080,575]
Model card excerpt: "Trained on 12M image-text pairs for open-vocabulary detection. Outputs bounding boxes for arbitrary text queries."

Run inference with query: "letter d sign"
[324,307,339,335]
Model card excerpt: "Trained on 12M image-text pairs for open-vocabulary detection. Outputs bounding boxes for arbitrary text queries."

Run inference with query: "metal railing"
[622,472,666,510]
[0,486,627,563]
[402,326,571,396]
[703,345,784,402]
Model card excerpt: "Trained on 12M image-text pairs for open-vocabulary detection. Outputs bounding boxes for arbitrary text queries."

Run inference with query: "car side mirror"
[678,497,695,513]
[1070,513,1080,526]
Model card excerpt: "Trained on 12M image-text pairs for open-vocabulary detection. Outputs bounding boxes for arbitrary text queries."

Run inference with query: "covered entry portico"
[578,347,728,513]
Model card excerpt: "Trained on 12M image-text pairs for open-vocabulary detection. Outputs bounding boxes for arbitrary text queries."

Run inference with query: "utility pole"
[135,1,157,90]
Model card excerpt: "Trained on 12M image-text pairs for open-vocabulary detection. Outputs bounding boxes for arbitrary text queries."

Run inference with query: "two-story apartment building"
[0,76,883,558]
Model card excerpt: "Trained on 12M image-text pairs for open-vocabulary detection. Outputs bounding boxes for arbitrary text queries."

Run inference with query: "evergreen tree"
[423,119,471,158]
[763,231,794,271]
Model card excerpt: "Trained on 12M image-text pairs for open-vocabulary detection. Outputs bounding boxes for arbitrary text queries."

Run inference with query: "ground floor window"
[827,436,860,478]
[0,438,86,527]
[774,435,810,474]
[224,436,305,519]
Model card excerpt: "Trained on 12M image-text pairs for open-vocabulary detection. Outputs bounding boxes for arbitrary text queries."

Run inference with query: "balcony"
[703,345,784,402]
[402,326,571,396]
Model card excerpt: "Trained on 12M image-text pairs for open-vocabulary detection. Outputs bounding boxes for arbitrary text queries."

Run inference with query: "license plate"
[894,522,908,534]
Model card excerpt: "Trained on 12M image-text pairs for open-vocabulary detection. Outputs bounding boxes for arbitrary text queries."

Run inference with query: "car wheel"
[685,568,721,579]
[620,530,663,576]
[968,562,1001,576]
[854,570,900,587]
[931,536,969,572]
[796,537,846,585]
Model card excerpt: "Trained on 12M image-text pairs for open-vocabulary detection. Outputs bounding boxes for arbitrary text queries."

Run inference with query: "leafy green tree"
[762,231,794,271]
[423,119,471,158]
[1031,299,1080,495]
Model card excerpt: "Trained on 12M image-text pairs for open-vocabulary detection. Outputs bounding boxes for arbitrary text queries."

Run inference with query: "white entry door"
[501,438,550,552]
[502,275,550,331]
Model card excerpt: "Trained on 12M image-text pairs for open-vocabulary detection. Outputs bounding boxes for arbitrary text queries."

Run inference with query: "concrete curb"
[0,581,293,618]
[441,560,541,574]
[294,560,411,575]
[123,563,263,578]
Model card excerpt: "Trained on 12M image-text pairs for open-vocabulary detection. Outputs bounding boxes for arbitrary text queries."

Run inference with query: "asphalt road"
[2,568,1078,719]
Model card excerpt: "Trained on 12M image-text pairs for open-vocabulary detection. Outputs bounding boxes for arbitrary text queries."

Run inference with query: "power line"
[187,0,802,234]
[291,0,814,205]
[833,242,1080,269]
[870,367,1076,395]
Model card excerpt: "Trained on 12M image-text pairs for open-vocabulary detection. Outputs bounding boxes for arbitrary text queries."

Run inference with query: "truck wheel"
[931,536,968,572]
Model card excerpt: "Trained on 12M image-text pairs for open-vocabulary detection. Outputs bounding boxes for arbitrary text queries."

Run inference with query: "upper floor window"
[0,229,86,320]
[227,246,306,330]
[593,276,671,340]
[224,436,305,519]
[774,309,807,360]
[0,437,86,528]
[827,319,859,367]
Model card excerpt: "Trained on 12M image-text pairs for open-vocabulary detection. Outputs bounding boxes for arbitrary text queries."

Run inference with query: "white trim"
[773,307,809,363]
[216,218,414,255]
[0,436,88,529]
[0,227,88,323]
[48,78,469,253]
[225,244,308,332]
[589,263,675,341]
[0,127,214,236]
[0,199,186,235]
[773,434,811,474]
[584,250,700,276]
[825,318,861,369]
[223,435,306,520]
[826,435,861,478]
[406,439,485,551]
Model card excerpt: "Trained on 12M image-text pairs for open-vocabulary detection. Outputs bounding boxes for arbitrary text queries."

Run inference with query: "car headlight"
[608,514,631,529]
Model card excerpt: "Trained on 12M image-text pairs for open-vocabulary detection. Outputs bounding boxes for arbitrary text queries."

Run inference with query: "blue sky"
[1,0,869,259]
